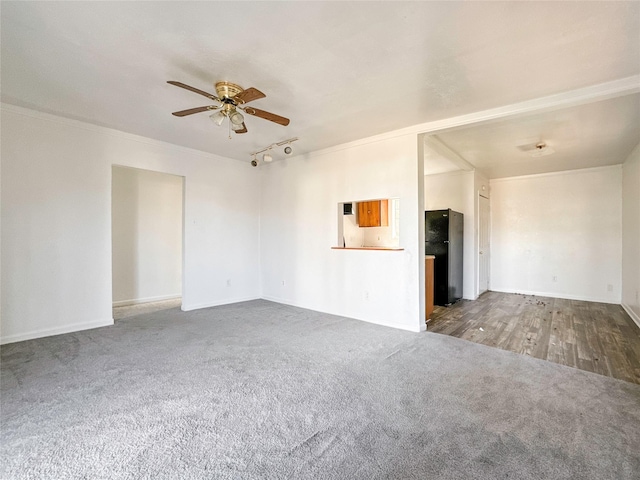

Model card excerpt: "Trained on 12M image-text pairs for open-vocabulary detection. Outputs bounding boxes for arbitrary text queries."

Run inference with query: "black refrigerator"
[425,209,463,306]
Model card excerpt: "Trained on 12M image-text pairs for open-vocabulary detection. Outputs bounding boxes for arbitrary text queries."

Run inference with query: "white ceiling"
[2,1,639,174]
[425,93,640,178]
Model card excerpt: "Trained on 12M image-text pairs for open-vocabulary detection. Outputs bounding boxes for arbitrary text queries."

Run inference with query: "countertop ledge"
[331,247,404,251]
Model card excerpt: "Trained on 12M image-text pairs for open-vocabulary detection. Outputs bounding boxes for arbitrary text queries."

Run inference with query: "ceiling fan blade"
[234,87,266,104]
[234,123,248,134]
[167,81,220,102]
[244,107,290,126]
[171,105,218,117]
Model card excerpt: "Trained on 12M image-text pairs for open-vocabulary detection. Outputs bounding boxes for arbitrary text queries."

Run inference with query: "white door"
[478,194,490,295]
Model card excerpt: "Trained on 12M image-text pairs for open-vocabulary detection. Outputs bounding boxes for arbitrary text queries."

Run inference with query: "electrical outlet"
[364,290,370,301]
[281,280,286,286]
[607,284,613,292]
[552,276,557,282]
[226,279,231,287]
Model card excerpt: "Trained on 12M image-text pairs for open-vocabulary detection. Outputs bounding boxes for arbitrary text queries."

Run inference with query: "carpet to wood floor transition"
[2,300,639,479]
[428,291,640,384]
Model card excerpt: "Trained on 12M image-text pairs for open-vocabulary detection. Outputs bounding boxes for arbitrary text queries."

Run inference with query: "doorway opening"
[478,193,490,296]
[111,165,184,320]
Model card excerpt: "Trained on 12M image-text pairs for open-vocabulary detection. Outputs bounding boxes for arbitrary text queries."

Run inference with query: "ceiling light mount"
[530,141,555,157]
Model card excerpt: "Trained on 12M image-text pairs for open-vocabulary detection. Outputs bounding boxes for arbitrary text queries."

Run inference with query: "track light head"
[251,159,258,167]
[263,152,273,163]
[284,145,292,155]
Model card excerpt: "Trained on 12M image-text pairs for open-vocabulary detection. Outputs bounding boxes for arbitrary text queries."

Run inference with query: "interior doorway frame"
[415,79,635,325]
[478,192,490,296]
[110,164,186,313]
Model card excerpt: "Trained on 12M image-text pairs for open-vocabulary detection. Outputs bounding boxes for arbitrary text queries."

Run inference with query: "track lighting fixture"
[249,137,299,166]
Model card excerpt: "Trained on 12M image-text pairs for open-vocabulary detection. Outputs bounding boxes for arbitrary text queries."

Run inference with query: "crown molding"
[489,164,622,184]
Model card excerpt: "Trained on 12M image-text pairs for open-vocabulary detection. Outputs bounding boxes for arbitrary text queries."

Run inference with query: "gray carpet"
[2,300,639,479]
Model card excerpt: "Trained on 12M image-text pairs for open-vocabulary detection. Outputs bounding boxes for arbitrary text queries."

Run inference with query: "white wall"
[1,104,261,344]
[622,143,640,326]
[424,170,477,299]
[112,166,183,306]
[260,134,424,332]
[490,166,622,303]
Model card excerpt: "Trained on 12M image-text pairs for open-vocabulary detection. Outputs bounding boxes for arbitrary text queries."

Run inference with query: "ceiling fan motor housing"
[215,81,244,101]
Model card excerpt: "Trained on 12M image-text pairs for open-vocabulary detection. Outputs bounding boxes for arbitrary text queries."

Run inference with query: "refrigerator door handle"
[444,240,450,243]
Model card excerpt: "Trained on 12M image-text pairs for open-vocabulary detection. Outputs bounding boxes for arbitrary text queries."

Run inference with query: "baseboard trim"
[181,296,261,312]
[0,318,114,345]
[621,303,640,330]
[113,294,181,307]
[490,288,620,305]
[261,295,424,333]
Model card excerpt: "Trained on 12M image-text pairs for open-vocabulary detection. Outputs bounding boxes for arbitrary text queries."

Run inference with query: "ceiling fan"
[167,81,290,136]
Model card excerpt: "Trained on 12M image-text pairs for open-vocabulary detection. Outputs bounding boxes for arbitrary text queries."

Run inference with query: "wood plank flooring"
[427,291,640,384]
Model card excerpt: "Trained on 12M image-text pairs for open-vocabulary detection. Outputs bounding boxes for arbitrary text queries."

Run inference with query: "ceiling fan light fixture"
[210,111,226,126]
[229,110,244,126]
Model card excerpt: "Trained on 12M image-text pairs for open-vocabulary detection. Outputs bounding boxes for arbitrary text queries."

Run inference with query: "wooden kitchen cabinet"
[357,199,389,227]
